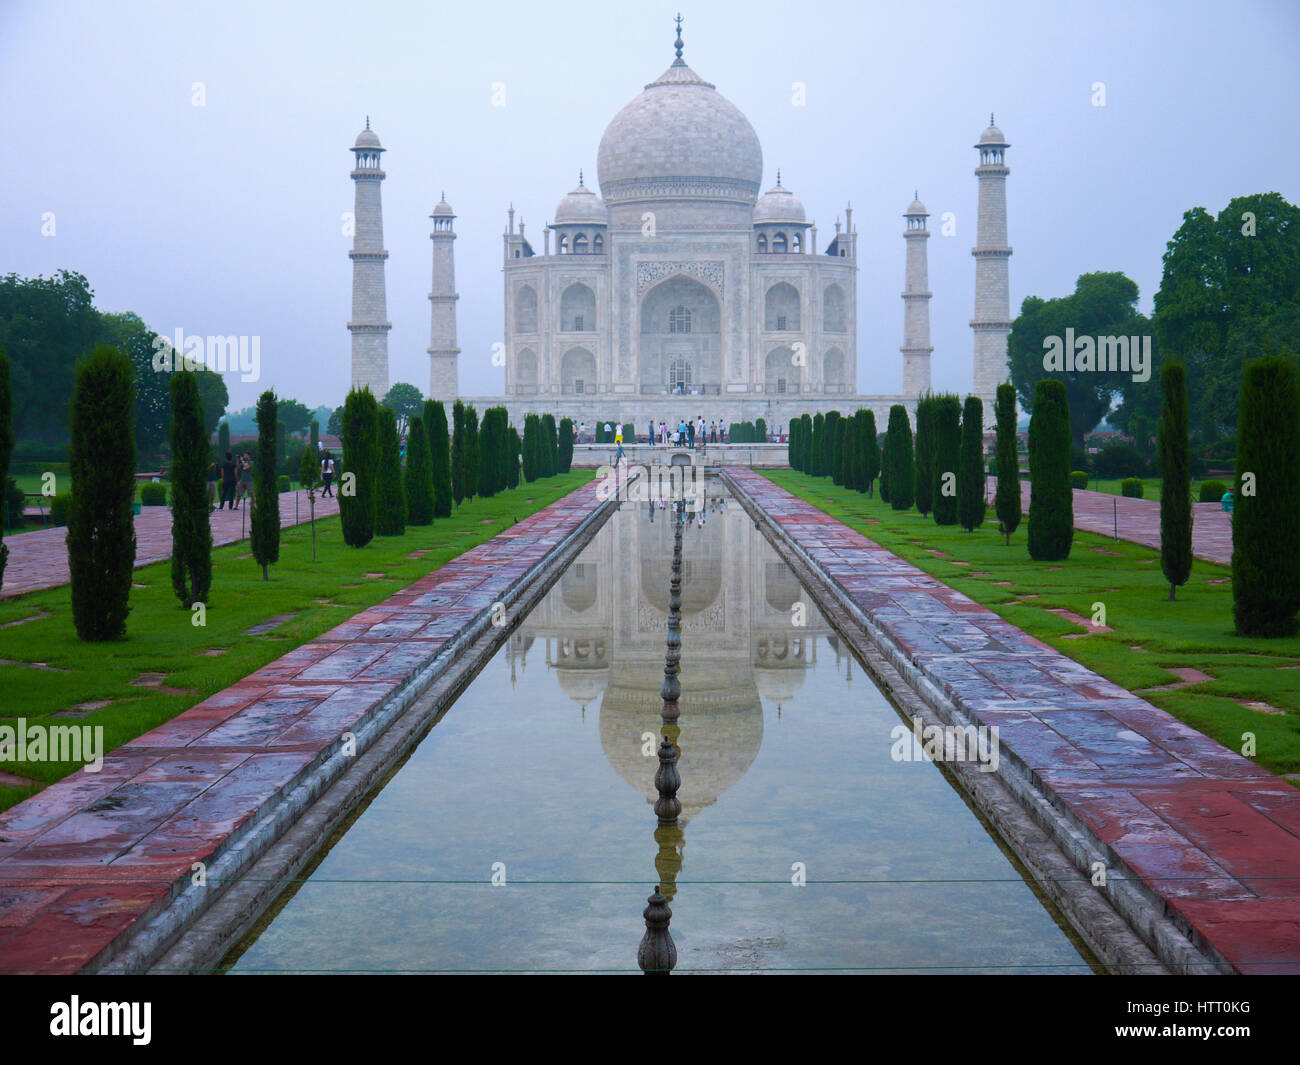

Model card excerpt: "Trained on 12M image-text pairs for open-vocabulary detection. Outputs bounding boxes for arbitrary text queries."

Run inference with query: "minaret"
[971,115,1011,419]
[348,118,391,397]
[428,193,460,400]
[901,193,933,397]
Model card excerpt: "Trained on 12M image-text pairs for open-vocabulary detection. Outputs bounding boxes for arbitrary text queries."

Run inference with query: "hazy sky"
[3,0,1297,413]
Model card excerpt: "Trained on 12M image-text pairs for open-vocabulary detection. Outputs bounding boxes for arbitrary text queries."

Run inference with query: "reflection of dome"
[599,662,762,823]
[753,179,805,224]
[557,667,610,706]
[554,181,607,225]
[596,58,762,207]
[754,666,805,704]
[561,564,599,614]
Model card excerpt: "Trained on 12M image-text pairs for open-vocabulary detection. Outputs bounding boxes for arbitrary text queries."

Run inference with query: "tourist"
[614,425,624,465]
[219,452,237,510]
[648,420,654,447]
[709,420,717,443]
[696,416,706,448]
[321,451,336,497]
[206,457,219,511]
[234,452,254,508]
[686,419,695,448]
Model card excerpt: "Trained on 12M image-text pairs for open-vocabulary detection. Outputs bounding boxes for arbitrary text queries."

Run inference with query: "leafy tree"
[558,417,574,474]
[375,406,406,535]
[327,405,344,437]
[914,395,936,517]
[959,396,987,531]
[405,416,434,525]
[298,445,320,562]
[168,371,212,607]
[1009,271,1152,449]
[425,399,452,518]
[381,382,424,435]
[277,398,313,436]
[932,395,962,525]
[541,414,558,478]
[860,411,879,495]
[251,390,281,579]
[1027,379,1073,561]
[884,405,913,510]
[451,400,467,506]
[0,349,12,591]
[67,346,136,639]
[994,382,1022,546]
[340,388,379,547]
[1233,355,1300,636]
[1158,361,1192,601]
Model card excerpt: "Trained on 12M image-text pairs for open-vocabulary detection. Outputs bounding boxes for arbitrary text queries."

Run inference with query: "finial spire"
[440,190,445,202]
[914,188,918,200]
[365,115,370,130]
[990,111,995,126]
[776,168,781,186]
[674,13,684,60]
[578,168,584,187]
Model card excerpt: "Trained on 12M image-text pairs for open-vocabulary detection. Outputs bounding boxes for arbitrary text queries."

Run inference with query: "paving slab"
[729,467,1298,974]
[0,479,604,973]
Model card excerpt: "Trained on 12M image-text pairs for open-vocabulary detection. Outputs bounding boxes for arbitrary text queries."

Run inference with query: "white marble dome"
[354,126,382,149]
[596,59,762,206]
[977,120,1008,146]
[753,180,806,224]
[553,181,608,225]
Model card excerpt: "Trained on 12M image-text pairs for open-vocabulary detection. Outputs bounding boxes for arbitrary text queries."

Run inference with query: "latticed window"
[669,305,692,334]
[776,315,787,331]
[574,379,585,394]
[573,315,584,332]
[669,359,692,391]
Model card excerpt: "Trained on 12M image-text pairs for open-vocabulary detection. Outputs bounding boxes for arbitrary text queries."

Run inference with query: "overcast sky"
[3,0,1297,413]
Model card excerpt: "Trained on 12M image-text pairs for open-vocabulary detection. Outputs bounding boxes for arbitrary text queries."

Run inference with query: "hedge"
[1198,479,1228,503]
[1121,477,1144,498]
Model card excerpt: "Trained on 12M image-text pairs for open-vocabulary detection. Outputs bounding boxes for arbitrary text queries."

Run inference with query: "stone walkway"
[1019,485,1233,566]
[732,468,1298,974]
[0,480,604,973]
[1,491,341,599]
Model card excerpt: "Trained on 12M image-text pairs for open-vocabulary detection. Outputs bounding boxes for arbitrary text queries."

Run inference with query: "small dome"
[753,179,806,225]
[976,117,1008,147]
[433,193,454,216]
[905,196,928,216]
[553,181,608,225]
[354,125,382,149]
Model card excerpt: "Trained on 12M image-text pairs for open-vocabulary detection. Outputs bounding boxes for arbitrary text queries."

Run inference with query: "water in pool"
[224,484,1093,973]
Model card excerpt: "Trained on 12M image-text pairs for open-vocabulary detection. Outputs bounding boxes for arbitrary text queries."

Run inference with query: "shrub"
[994,382,1022,546]
[251,390,281,579]
[931,395,961,525]
[1198,479,1228,503]
[4,476,23,531]
[1158,360,1192,601]
[959,396,986,531]
[67,345,136,640]
[140,482,168,506]
[375,406,406,535]
[167,370,212,607]
[1094,439,1146,479]
[405,416,435,524]
[1069,471,1089,490]
[50,490,72,526]
[1233,355,1300,637]
[755,417,767,442]
[1027,379,1073,561]
[340,388,379,547]
[275,474,289,493]
[1121,477,1144,498]
[425,399,452,518]
[885,405,914,511]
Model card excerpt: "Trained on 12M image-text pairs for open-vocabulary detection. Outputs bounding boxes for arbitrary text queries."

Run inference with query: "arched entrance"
[639,275,721,396]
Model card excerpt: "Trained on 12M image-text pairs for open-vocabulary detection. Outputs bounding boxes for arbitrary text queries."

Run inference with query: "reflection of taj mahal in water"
[505,493,852,823]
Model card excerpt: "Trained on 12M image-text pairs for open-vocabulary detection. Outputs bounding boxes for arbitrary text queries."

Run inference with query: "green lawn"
[0,472,593,813]
[761,469,1300,782]
[1078,477,1232,502]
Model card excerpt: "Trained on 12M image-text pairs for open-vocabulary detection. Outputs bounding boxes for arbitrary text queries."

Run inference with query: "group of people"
[650,418,725,448]
[208,451,254,511]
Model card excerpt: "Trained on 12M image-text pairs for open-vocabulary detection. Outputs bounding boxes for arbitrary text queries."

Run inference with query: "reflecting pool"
[225,484,1093,974]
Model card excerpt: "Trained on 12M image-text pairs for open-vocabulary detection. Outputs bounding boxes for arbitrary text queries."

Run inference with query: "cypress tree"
[959,396,987,531]
[68,345,136,640]
[309,418,319,455]
[1158,361,1192,601]
[405,416,434,525]
[0,349,12,592]
[508,427,522,488]
[558,417,574,474]
[843,417,859,491]
[451,400,467,506]
[914,396,936,517]
[932,395,962,525]
[463,405,479,501]
[340,387,379,547]
[375,406,406,535]
[823,412,841,478]
[852,409,869,492]
[830,418,844,485]
[1027,378,1073,561]
[522,414,540,482]
[789,417,802,471]
[168,370,213,607]
[994,382,1022,546]
[1233,355,1300,636]
[800,413,813,475]
[496,408,512,492]
[476,407,495,498]
[885,404,914,510]
[755,417,768,443]
[811,413,825,477]
[861,410,879,496]
[251,390,281,578]
[425,399,452,518]
[879,430,892,503]
[541,413,558,477]
[217,420,230,459]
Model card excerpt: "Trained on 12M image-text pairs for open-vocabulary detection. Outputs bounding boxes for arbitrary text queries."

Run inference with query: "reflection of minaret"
[428,193,460,401]
[348,118,391,396]
[971,115,1012,421]
[901,194,933,398]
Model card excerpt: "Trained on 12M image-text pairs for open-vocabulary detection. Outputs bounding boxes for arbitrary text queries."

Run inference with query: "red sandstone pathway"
[0,480,604,973]
[1,491,341,600]
[734,467,1299,974]
[1019,484,1233,566]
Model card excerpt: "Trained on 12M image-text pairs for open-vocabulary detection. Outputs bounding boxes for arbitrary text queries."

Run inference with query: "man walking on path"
[320,451,335,498]
[234,451,253,509]
[219,452,237,509]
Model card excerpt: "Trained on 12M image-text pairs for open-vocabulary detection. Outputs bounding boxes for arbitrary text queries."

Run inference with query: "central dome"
[596,58,763,208]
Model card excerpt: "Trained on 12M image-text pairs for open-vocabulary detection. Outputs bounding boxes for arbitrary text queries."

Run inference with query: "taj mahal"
[347,18,1012,432]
